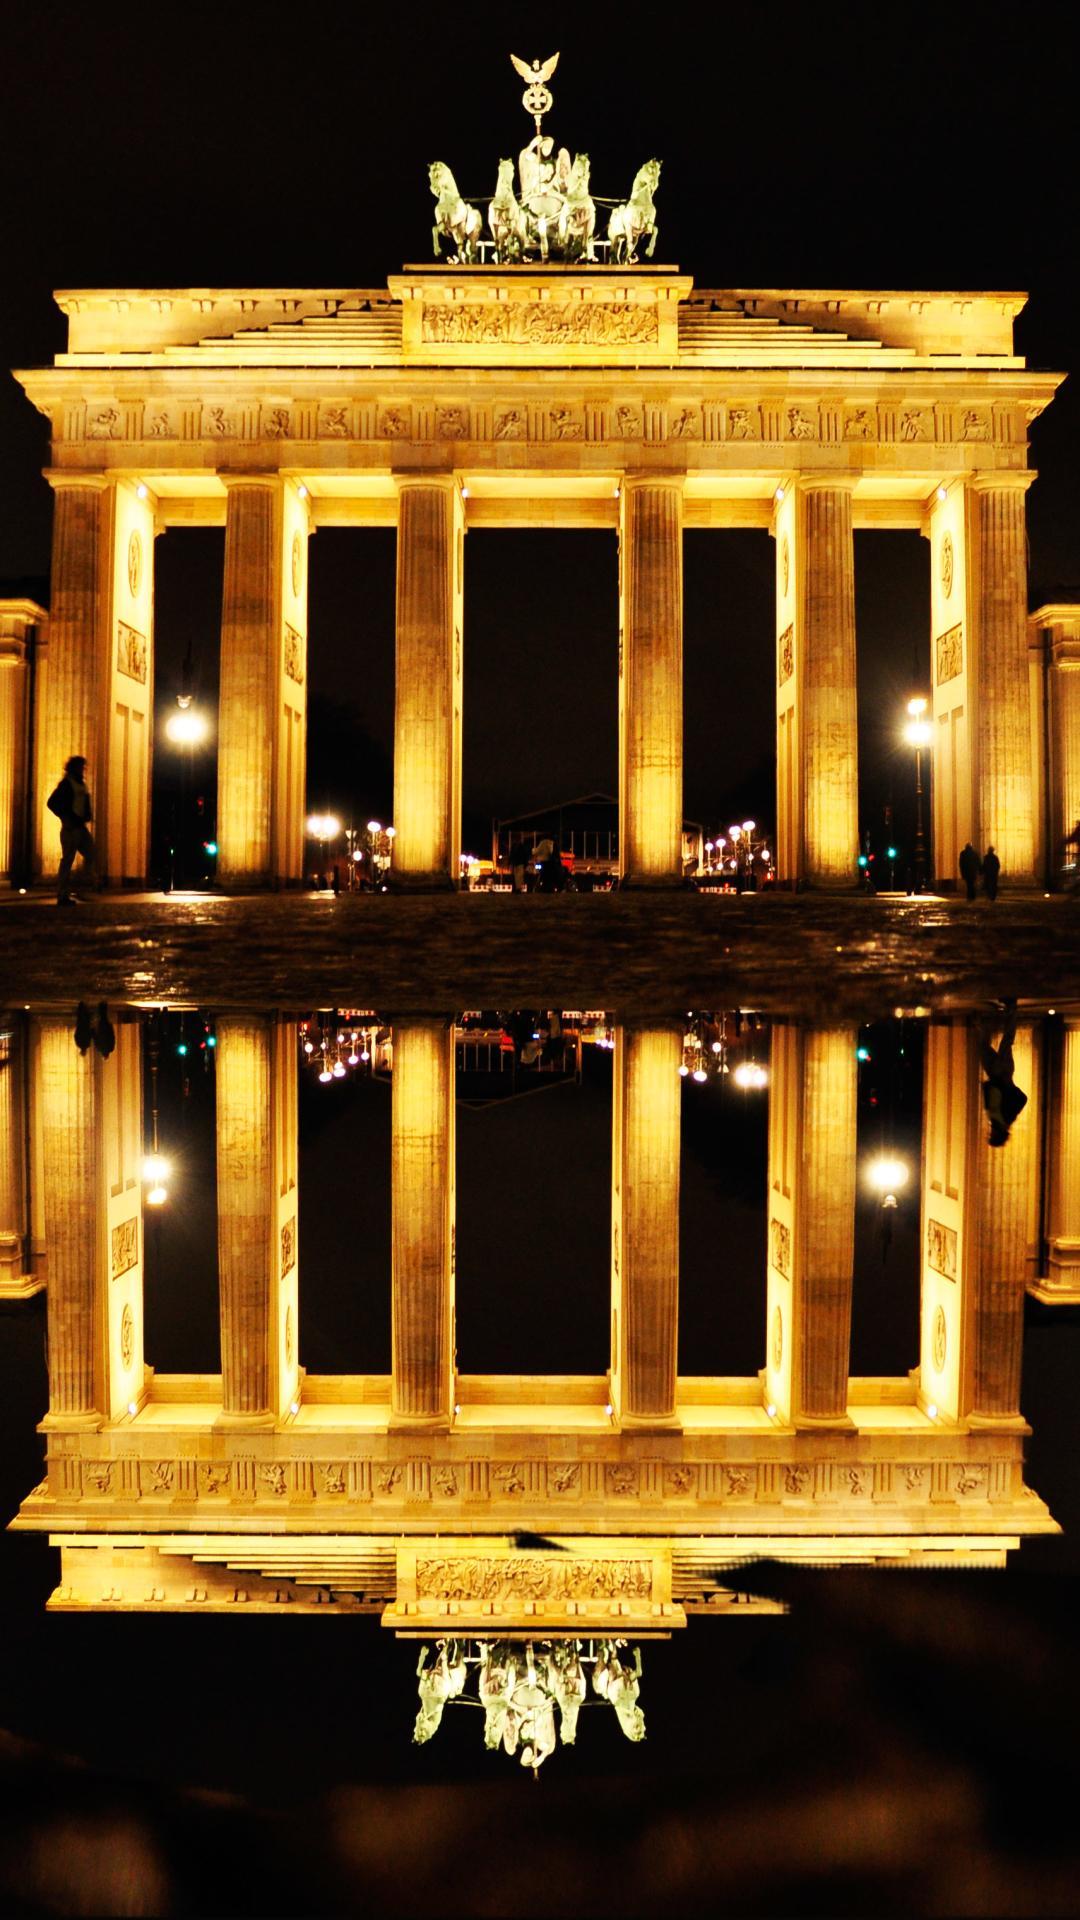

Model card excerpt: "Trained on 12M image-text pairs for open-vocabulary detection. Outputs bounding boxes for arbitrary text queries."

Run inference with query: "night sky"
[3,10,1080,1912]
[2,7,1079,860]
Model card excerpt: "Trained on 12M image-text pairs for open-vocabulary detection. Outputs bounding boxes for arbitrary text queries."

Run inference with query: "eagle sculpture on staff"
[511,51,560,132]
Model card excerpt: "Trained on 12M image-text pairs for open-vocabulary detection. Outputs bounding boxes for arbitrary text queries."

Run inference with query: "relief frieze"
[927,1216,958,1280]
[416,1555,653,1603]
[110,1214,139,1277]
[936,623,963,685]
[421,301,658,347]
[116,621,147,684]
[777,629,794,690]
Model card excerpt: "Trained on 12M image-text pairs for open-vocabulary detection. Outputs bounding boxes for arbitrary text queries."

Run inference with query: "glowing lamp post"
[866,1154,909,1208]
[163,694,210,890]
[306,813,342,886]
[903,697,932,894]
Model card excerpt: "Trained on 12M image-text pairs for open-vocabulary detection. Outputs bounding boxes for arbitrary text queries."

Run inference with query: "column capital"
[43,470,112,494]
[619,471,686,496]
[795,473,860,496]
[218,471,283,492]
[392,470,458,495]
[966,470,1036,495]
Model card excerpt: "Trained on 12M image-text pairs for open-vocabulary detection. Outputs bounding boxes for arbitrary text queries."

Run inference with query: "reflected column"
[1041,1016,1080,1304]
[37,1015,147,1424]
[610,1022,681,1427]
[390,1017,455,1426]
[0,1018,37,1299]
[919,1016,1031,1427]
[216,1015,299,1423]
[765,1022,856,1427]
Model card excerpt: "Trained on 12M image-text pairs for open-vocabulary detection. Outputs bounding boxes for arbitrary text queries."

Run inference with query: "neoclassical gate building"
[11,268,1067,891]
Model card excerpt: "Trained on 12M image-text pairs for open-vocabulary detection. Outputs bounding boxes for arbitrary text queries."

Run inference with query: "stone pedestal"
[610,1024,681,1427]
[775,481,858,887]
[390,1018,455,1426]
[391,478,462,890]
[765,1023,856,1427]
[216,1016,299,1423]
[619,479,683,887]
[217,479,308,889]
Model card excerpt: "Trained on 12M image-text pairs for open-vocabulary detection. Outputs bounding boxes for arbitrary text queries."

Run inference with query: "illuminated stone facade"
[6,273,1065,890]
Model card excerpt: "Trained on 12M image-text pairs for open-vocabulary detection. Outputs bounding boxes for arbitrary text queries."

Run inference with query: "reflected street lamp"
[903,697,932,893]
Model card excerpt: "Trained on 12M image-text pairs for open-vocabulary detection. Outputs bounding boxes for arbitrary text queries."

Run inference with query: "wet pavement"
[1,889,1077,1018]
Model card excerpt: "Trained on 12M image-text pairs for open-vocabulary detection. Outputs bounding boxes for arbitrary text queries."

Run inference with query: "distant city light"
[733,1061,768,1089]
[307,813,342,840]
[867,1155,909,1196]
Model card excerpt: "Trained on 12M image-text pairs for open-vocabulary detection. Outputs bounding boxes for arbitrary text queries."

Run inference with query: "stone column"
[800,481,859,887]
[218,479,307,889]
[0,603,36,886]
[216,1015,297,1423]
[765,1023,856,1425]
[0,1018,38,1300]
[610,1023,681,1427]
[391,477,462,889]
[390,1018,455,1426]
[618,478,684,886]
[1045,612,1080,884]
[38,1019,101,1425]
[1039,1017,1080,1304]
[35,480,109,882]
[967,475,1037,886]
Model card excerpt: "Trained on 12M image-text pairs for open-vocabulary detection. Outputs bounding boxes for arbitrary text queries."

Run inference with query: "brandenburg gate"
[10,268,1063,893]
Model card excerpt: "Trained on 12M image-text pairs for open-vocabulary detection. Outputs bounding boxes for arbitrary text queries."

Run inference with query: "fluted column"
[766,1023,857,1424]
[39,1019,100,1424]
[800,481,859,887]
[795,1026,857,1425]
[0,606,34,886]
[391,478,462,889]
[1042,1017,1080,1303]
[216,1016,286,1423]
[0,1019,37,1299]
[390,1018,455,1425]
[36,481,108,880]
[611,1023,681,1427]
[218,481,277,888]
[619,478,683,886]
[968,476,1036,885]
[1048,620,1080,885]
[970,1095,1030,1428]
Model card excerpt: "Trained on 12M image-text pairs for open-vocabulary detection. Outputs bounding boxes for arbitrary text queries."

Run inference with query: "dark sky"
[2,6,1078,852]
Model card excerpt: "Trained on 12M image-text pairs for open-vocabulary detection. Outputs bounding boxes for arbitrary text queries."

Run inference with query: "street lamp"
[163,689,210,890]
[306,813,342,886]
[902,697,932,893]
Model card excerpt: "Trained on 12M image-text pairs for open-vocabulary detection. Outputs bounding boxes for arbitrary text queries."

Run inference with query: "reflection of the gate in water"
[4,997,1074,1621]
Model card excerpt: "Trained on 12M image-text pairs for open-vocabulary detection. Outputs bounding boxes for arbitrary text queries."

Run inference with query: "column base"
[214,1409,278,1430]
[39,1411,103,1432]
[1027,1278,1080,1307]
[792,1411,856,1433]
[966,1412,1031,1435]
[617,1410,681,1432]
[388,1410,453,1432]
[0,1273,46,1301]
